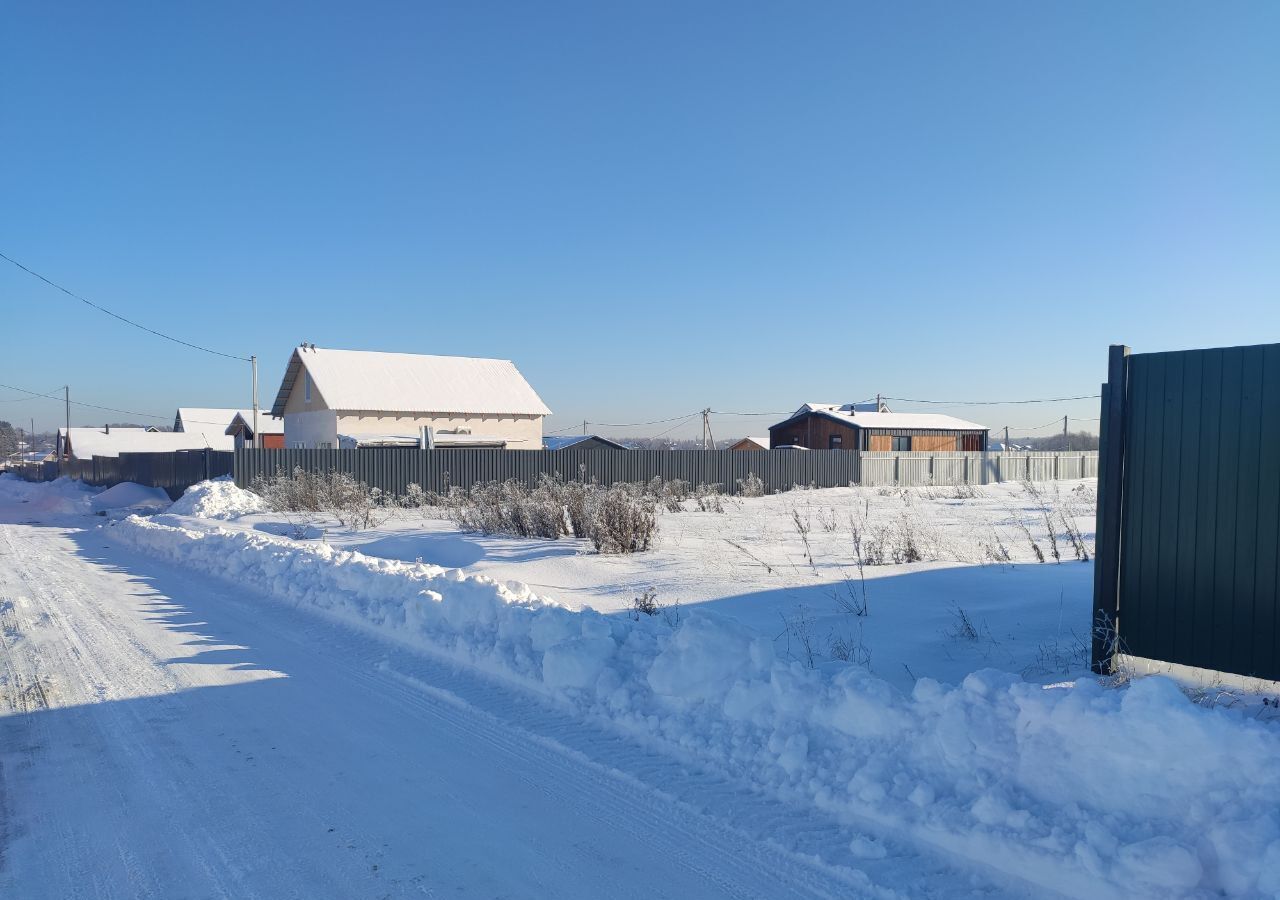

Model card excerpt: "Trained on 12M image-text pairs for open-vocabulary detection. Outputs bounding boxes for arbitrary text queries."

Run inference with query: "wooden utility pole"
[1064,415,1069,451]
[64,386,70,457]
[701,408,714,450]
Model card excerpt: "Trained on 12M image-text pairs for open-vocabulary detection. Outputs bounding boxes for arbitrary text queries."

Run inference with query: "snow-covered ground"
[3,474,1280,899]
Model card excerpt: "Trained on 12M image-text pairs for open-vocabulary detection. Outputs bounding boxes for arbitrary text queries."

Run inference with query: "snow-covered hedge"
[109,514,1280,898]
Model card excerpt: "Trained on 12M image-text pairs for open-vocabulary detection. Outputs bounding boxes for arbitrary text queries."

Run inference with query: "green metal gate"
[1093,342,1280,680]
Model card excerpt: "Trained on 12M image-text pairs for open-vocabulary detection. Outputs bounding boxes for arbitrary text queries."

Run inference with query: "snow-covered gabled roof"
[224,412,284,435]
[175,407,257,432]
[63,427,234,459]
[792,400,890,417]
[271,346,552,418]
[543,434,630,451]
[772,406,987,432]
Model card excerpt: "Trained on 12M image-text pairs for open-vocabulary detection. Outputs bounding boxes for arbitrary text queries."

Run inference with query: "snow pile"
[0,474,97,517]
[167,478,267,519]
[108,514,1280,898]
[90,482,172,514]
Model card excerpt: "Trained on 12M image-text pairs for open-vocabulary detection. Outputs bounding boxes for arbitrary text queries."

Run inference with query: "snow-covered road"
[0,517,1026,899]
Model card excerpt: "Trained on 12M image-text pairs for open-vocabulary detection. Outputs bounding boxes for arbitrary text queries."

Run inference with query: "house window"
[304,371,312,403]
[892,435,912,451]
[791,435,800,445]
[828,434,842,449]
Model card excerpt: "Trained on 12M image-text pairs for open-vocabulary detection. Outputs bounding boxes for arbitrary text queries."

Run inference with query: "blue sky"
[2,2,1277,439]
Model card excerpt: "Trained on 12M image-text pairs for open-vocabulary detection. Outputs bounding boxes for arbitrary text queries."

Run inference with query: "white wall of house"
[283,410,339,448]
[331,413,543,449]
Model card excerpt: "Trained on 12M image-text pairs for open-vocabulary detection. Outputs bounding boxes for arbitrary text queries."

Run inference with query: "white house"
[269,346,552,450]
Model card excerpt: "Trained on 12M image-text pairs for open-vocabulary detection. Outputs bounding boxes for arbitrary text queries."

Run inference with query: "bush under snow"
[168,478,268,519]
[105,512,1280,899]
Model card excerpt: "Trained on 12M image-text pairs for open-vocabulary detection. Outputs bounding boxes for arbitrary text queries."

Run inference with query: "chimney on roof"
[105,424,110,434]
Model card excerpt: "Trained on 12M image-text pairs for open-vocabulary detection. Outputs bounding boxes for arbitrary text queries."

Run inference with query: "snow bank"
[0,474,97,517]
[108,514,1280,898]
[91,482,172,513]
[167,478,267,519]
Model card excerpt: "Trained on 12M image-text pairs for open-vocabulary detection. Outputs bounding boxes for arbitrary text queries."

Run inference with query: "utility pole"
[1004,425,1009,449]
[1064,415,1069,452]
[582,419,587,436]
[250,356,260,449]
[876,393,882,412]
[701,408,715,450]
[64,385,70,457]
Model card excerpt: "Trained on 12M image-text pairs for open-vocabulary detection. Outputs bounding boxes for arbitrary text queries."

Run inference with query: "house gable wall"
[769,413,859,450]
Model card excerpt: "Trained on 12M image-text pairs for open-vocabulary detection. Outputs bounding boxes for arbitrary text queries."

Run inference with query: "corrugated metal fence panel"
[855,452,1097,487]
[235,448,1097,493]
[1114,343,1280,681]
[234,448,865,495]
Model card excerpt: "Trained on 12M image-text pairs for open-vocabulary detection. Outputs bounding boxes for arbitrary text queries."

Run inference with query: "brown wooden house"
[768,403,988,452]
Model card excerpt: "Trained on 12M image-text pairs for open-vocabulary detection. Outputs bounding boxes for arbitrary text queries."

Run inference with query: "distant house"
[58,425,233,460]
[543,435,629,451]
[269,345,552,450]
[768,402,988,451]
[728,436,770,451]
[174,407,257,433]
[224,412,285,449]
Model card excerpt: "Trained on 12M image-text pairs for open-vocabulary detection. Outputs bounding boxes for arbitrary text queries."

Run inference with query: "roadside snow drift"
[108,514,1280,899]
[167,478,267,519]
[91,482,172,513]
[0,474,96,518]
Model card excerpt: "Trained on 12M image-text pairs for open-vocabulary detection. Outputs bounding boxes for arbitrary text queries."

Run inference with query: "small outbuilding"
[768,403,988,451]
[224,412,285,449]
[728,436,770,451]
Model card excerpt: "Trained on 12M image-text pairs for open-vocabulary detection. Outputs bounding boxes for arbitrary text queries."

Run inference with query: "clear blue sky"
[2,2,1277,439]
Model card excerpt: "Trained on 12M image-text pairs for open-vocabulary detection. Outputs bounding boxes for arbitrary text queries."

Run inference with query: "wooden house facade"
[768,404,988,452]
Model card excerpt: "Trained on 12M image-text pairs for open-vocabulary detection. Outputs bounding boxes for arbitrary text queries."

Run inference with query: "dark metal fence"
[234,448,863,496]
[233,447,1099,496]
[13,450,234,499]
[1093,341,1280,682]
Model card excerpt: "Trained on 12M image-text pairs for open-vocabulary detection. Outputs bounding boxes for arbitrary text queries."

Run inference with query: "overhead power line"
[883,393,1100,406]
[0,250,250,362]
[0,382,236,429]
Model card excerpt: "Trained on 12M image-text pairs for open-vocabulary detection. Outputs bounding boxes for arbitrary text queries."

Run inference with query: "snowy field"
[3,473,1280,899]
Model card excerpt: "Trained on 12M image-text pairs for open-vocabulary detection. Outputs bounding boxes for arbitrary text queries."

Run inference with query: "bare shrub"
[1042,511,1062,563]
[947,604,981,641]
[561,478,593,539]
[694,483,725,513]
[588,484,657,554]
[1022,632,1091,677]
[631,588,659,617]
[251,467,391,531]
[736,472,765,498]
[646,477,691,512]
[777,606,817,668]
[981,529,1013,564]
[1006,510,1045,563]
[400,482,427,510]
[829,621,873,668]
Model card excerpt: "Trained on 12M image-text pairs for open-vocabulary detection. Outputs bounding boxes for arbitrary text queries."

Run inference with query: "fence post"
[1092,344,1130,674]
